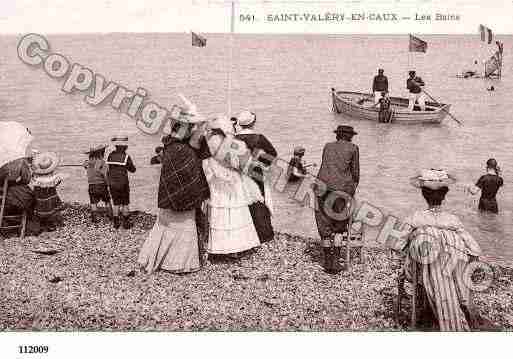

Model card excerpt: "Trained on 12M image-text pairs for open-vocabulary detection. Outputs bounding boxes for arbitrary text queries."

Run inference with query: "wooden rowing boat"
[331,88,451,124]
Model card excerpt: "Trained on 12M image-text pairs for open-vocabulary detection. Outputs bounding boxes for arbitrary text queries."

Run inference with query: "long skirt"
[137,207,204,274]
[207,202,260,254]
[405,226,475,331]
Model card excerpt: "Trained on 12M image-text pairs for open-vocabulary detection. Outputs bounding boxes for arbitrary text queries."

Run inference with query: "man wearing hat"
[372,68,389,104]
[234,110,277,243]
[406,70,426,111]
[106,136,136,229]
[315,125,360,274]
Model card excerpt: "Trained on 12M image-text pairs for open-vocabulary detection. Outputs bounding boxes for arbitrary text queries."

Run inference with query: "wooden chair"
[342,215,365,270]
[395,255,420,329]
[0,177,28,239]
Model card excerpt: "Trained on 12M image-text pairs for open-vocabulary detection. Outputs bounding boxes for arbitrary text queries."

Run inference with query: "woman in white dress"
[203,115,261,255]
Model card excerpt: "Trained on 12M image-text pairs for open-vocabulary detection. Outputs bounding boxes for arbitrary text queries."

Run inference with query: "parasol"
[0,121,34,168]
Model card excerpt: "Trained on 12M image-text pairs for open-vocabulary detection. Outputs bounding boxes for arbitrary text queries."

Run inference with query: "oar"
[58,164,84,168]
[420,88,462,126]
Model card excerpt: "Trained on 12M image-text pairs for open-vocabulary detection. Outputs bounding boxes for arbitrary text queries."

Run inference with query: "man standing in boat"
[372,69,389,104]
[406,70,426,111]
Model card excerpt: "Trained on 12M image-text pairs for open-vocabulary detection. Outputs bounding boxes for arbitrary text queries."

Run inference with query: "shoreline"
[1,202,512,330]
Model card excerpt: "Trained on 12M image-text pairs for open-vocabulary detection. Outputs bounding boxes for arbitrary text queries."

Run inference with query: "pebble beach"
[1,203,512,331]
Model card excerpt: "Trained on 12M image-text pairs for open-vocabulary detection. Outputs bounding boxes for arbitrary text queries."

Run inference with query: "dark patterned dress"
[31,173,63,219]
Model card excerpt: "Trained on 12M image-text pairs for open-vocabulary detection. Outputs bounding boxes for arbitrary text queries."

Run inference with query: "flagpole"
[228,1,234,116]
[190,31,193,92]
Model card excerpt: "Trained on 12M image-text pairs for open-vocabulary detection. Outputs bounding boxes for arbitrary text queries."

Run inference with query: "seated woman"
[395,169,482,331]
[0,123,37,222]
[202,115,261,256]
[0,157,35,215]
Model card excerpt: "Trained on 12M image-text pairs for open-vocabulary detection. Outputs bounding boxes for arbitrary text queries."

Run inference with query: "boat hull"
[331,89,451,124]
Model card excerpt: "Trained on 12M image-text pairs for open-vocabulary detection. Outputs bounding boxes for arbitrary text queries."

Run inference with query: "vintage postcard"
[0,0,511,357]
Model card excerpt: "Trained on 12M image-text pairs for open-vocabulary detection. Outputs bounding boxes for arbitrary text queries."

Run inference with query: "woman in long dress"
[203,116,261,255]
[138,99,211,274]
[394,169,482,331]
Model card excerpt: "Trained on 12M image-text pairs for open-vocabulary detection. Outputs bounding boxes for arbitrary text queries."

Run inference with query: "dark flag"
[192,32,207,47]
[479,24,493,44]
[409,34,427,53]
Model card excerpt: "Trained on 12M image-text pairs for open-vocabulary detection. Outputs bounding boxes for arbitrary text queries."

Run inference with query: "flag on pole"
[192,32,206,47]
[479,24,493,44]
[409,34,427,53]
[484,51,501,77]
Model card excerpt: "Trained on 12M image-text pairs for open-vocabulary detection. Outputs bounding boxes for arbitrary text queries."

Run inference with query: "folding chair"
[395,255,420,329]
[343,214,365,270]
[0,178,28,239]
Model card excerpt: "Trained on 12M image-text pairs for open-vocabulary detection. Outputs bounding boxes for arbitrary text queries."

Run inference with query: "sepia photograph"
[0,1,512,356]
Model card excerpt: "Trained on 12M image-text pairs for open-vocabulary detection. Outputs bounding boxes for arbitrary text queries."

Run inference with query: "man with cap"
[287,146,307,183]
[406,70,426,111]
[138,96,212,274]
[315,125,359,274]
[372,68,389,104]
[234,110,277,243]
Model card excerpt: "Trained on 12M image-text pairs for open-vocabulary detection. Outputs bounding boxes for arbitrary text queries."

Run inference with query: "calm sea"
[1,33,511,266]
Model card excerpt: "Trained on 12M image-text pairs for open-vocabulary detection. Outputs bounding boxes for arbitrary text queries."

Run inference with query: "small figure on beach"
[287,146,307,183]
[150,146,164,165]
[406,70,426,111]
[372,68,389,104]
[378,91,392,123]
[83,144,112,223]
[396,169,482,331]
[315,125,359,274]
[138,99,211,274]
[487,86,495,92]
[466,158,503,214]
[106,136,136,229]
[30,152,64,232]
[234,110,278,243]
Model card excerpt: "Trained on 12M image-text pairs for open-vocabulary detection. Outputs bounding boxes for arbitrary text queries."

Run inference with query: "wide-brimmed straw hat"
[175,94,206,124]
[410,169,456,189]
[32,152,60,175]
[334,125,357,136]
[84,144,107,154]
[237,110,256,127]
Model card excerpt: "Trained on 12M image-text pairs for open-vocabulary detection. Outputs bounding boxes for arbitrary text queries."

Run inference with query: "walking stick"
[420,88,463,126]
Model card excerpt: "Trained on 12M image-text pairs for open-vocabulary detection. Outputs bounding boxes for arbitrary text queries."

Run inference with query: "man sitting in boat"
[378,92,392,123]
[406,71,426,111]
[372,69,389,104]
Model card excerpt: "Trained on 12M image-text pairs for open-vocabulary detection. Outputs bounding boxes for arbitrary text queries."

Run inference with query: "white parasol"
[0,121,34,168]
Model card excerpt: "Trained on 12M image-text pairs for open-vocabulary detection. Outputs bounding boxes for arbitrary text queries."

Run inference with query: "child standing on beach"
[83,144,112,223]
[106,136,136,229]
[466,158,504,214]
[30,152,64,232]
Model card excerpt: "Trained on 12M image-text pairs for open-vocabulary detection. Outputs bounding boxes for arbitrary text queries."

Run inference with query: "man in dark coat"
[372,68,389,104]
[315,125,360,274]
[234,110,277,243]
[406,70,426,111]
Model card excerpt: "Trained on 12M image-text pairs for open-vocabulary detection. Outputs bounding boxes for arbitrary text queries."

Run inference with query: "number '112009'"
[18,345,49,354]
